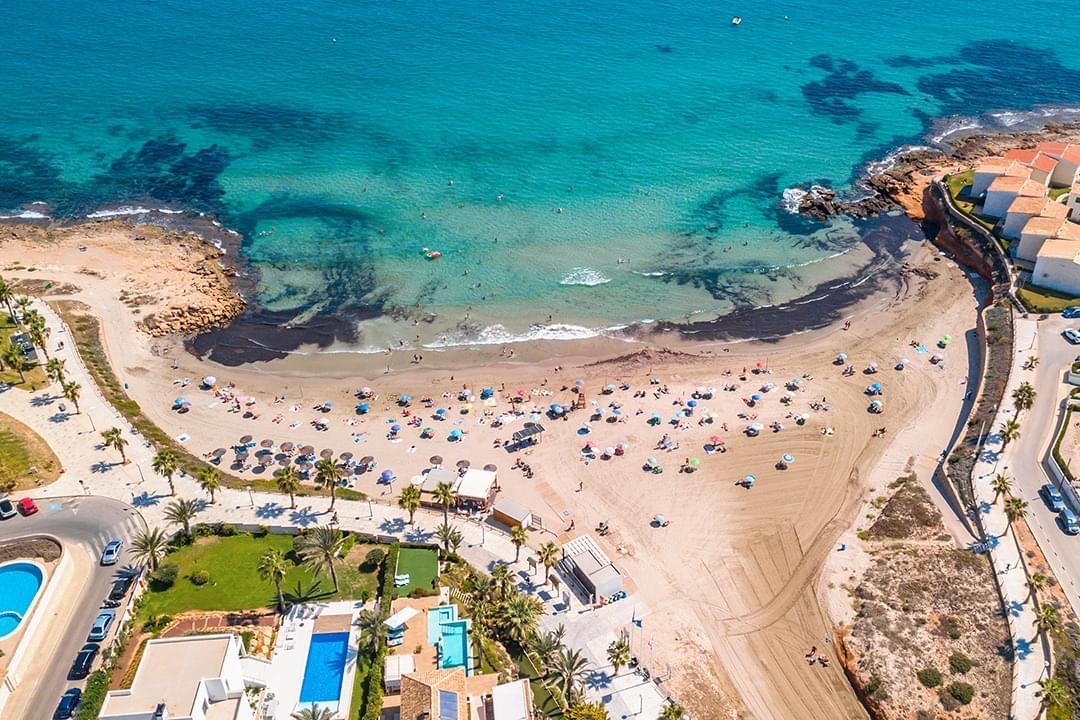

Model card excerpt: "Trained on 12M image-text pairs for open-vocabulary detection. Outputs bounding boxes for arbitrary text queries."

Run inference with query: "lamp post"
[367,499,373,520]
[245,484,254,508]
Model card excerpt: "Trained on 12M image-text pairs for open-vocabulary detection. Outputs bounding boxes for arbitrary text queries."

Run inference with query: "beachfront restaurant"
[456,468,498,510]
[417,467,459,508]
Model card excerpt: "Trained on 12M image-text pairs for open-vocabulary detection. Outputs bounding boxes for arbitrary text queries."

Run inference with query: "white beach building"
[983,175,1043,219]
[1037,142,1080,187]
[1033,224,1080,296]
[1017,211,1071,263]
[1003,196,1062,240]
[972,157,1020,197]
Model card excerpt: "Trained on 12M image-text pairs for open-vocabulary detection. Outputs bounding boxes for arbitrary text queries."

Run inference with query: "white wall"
[1002,211,1035,240]
[1068,193,1080,221]
[972,170,1001,197]
[1051,160,1079,187]
[983,189,1015,218]
[1034,256,1080,296]
[1016,231,1052,263]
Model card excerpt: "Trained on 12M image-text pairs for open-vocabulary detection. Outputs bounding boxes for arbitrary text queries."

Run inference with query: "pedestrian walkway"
[970,318,1049,720]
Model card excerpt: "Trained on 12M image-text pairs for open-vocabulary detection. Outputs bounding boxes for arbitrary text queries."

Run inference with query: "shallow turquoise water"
[3,1,1080,346]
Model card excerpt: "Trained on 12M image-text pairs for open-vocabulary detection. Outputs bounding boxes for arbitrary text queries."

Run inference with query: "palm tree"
[528,629,563,674]
[551,647,590,704]
[511,524,528,562]
[490,563,515,601]
[538,541,560,585]
[1037,677,1070,711]
[14,297,31,326]
[449,527,464,553]
[2,344,25,383]
[1004,497,1029,527]
[290,705,337,720]
[1027,572,1047,602]
[163,498,199,538]
[1034,604,1061,638]
[197,466,222,503]
[566,701,608,720]
[26,312,50,361]
[131,527,170,571]
[46,357,66,385]
[275,466,300,509]
[398,485,421,523]
[658,703,686,720]
[607,637,631,676]
[101,427,128,464]
[436,522,459,554]
[314,457,342,510]
[355,609,387,655]
[296,527,345,593]
[1023,355,1040,370]
[1012,381,1036,416]
[258,548,290,613]
[0,277,15,321]
[999,418,1021,448]
[62,381,81,414]
[152,449,179,496]
[991,473,1012,503]
[499,593,544,645]
[434,481,456,524]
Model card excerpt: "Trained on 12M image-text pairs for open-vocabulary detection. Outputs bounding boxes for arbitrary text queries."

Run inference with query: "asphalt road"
[1008,315,1080,613]
[0,495,143,720]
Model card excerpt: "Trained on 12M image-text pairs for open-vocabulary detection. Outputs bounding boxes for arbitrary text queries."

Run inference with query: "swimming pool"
[426,604,458,645]
[299,632,350,703]
[0,562,43,639]
[437,620,471,672]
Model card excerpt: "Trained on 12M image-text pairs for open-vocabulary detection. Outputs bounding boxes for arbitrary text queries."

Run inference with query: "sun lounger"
[387,636,404,648]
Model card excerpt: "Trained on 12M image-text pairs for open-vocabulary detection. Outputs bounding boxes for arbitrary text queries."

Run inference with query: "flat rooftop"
[101,635,231,717]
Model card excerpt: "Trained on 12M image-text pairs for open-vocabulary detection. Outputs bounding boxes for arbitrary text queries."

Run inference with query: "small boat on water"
[731,15,742,25]
[422,247,441,260]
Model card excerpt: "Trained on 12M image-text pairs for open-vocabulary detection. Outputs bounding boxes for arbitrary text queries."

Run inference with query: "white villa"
[970,142,1080,296]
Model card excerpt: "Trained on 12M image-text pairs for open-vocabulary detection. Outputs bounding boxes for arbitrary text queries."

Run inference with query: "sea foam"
[559,267,611,286]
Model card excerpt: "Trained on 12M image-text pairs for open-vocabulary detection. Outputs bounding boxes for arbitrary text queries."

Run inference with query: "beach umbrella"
[421,427,434,437]
[320,448,334,459]
[869,400,883,413]
[654,514,666,525]
[782,453,795,464]
[687,399,697,408]
[260,439,274,448]
[612,407,622,416]
[605,383,617,391]
[399,395,411,405]
[896,358,909,370]
[260,455,274,466]
[340,451,353,461]
[481,387,494,399]
[240,434,253,444]
[360,386,372,397]
[300,445,315,455]
[235,447,249,456]
[688,457,700,468]
[201,376,217,388]
[390,424,401,433]
[483,463,497,472]
[380,469,395,482]
[280,442,294,453]
[709,435,721,445]
[744,474,756,486]
[457,459,471,469]
[278,457,290,466]
[435,408,447,417]
[516,389,527,398]
[315,418,328,427]
[449,429,462,439]
[173,396,188,406]
[430,455,443,466]
[750,394,762,402]
[356,402,369,414]
[211,447,226,458]
[646,456,659,467]
[322,401,333,409]
[461,403,473,412]
[360,456,375,465]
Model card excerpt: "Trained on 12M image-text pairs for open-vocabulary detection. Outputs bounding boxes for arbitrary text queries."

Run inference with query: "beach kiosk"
[419,467,459,508]
[492,498,533,530]
[511,423,545,449]
[456,468,498,510]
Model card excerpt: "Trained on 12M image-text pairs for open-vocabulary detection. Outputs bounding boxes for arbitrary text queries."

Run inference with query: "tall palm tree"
[398,485,421,523]
[290,705,338,720]
[258,548,290,613]
[1012,381,1036,416]
[354,609,387,655]
[1034,604,1061,639]
[528,629,563,675]
[490,563,515,601]
[46,357,66,385]
[197,466,222,503]
[152,449,179,496]
[101,427,129,464]
[607,637,631,676]
[551,647,590,704]
[275,466,301,509]
[434,481,456,524]
[565,701,607,720]
[511,524,528,562]
[14,297,31,326]
[538,542,560,585]
[498,593,543,645]
[1004,497,1029,528]
[1027,572,1047,602]
[314,457,342,510]
[296,527,345,593]
[163,498,199,538]
[999,419,1021,448]
[659,703,686,720]
[991,473,1012,503]
[26,312,50,361]
[0,277,15,321]
[1037,677,1070,711]
[131,527,170,571]
[2,344,26,383]
[1023,355,1040,370]
[62,381,81,414]
[435,522,459,554]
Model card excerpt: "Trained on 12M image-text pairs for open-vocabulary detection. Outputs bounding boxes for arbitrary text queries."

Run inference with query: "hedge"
[1052,405,1080,484]
[77,670,110,719]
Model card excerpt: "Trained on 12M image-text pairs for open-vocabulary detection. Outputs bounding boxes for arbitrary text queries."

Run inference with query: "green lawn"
[0,412,61,489]
[1050,186,1072,201]
[394,547,438,597]
[138,533,380,620]
[513,648,565,718]
[1017,286,1080,314]
[0,315,47,389]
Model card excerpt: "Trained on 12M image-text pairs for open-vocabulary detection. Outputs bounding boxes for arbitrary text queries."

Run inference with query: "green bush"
[948,652,973,674]
[917,667,943,688]
[381,542,401,601]
[76,670,110,719]
[339,532,356,558]
[190,569,210,586]
[253,524,270,537]
[865,676,882,695]
[410,586,438,598]
[362,547,386,571]
[945,681,974,705]
[151,562,180,588]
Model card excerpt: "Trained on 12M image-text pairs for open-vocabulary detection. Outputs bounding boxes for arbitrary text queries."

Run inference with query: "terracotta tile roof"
[1037,141,1069,158]
[1007,196,1046,215]
[976,157,1013,171]
[988,175,1028,193]
[1023,215,1065,238]
[1005,148,1039,164]
[1030,152,1059,174]
[1004,163,1032,178]
[1062,145,1080,164]
[1038,237,1080,261]
[1019,179,1046,197]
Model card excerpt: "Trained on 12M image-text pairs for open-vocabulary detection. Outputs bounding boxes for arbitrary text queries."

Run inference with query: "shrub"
[917,667,943,688]
[253,525,270,537]
[941,615,962,640]
[77,670,110,719]
[151,562,179,588]
[865,676,882,695]
[381,542,401,602]
[339,532,356,558]
[363,547,386,572]
[142,614,173,633]
[190,569,210,586]
[945,681,974,705]
[948,652,973,674]
[410,586,437,598]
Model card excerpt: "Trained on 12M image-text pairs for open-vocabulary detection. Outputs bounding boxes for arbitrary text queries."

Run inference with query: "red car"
[17,497,38,516]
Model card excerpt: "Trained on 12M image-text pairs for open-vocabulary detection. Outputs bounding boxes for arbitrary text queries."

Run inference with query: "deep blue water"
[3,0,1080,348]
[299,631,349,702]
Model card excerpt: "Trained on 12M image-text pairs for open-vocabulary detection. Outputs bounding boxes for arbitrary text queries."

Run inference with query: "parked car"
[16,497,38,516]
[0,497,15,520]
[1060,508,1080,536]
[69,643,99,679]
[1063,328,1080,345]
[100,539,123,566]
[55,688,82,718]
[108,575,135,602]
[87,610,115,642]
[1041,483,1066,513]
[1063,306,1080,319]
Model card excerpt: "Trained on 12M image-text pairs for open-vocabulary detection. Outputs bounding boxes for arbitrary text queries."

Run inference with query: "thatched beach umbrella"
[299,445,315,456]
[211,448,227,458]
[430,455,443,466]
[260,438,274,448]
[280,441,295,453]
[320,448,334,459]
[483,463,497,472]
[260,454,274,467]
[240,434,253,444]
[340,451,353,462]
[456,459,470,470]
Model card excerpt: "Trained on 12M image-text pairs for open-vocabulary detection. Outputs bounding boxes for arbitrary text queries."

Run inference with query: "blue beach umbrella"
[436,407,447,416]
[174,397,187,406]
[399,394,411,405]
[390,424,401,433]
[356,402,369,414]
[481,387,494,399]
[380,469,395,482]
[687,399,697,408]
[449,429,462,439]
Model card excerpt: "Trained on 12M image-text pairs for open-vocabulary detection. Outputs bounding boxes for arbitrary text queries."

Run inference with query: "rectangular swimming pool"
[427,604,458,645]
[437,620,470,672]
[299,632,350,703]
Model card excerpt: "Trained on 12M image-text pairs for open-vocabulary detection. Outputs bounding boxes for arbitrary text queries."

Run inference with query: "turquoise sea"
[3,0,1080,353]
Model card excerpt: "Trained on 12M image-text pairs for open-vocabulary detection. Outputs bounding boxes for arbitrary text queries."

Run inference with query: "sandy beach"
[0,218,980,719]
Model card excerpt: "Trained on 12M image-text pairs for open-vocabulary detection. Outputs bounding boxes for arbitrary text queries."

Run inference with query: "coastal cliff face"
[0,221,244,337]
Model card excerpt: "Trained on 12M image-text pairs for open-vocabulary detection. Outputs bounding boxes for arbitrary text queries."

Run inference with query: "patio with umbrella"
[240,434,253,444]
[320,448,334,459]
[260,439,274,448]
[430,455,443,466]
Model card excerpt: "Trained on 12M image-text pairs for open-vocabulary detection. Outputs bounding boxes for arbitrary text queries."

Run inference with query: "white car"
[1064,329,1080,345]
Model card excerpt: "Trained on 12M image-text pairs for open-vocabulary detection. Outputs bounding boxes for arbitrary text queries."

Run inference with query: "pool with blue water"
[0,562,43,639]
[299,632,349,703]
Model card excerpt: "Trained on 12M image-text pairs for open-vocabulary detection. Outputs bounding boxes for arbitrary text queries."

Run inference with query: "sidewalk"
[970,318,1049,720]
